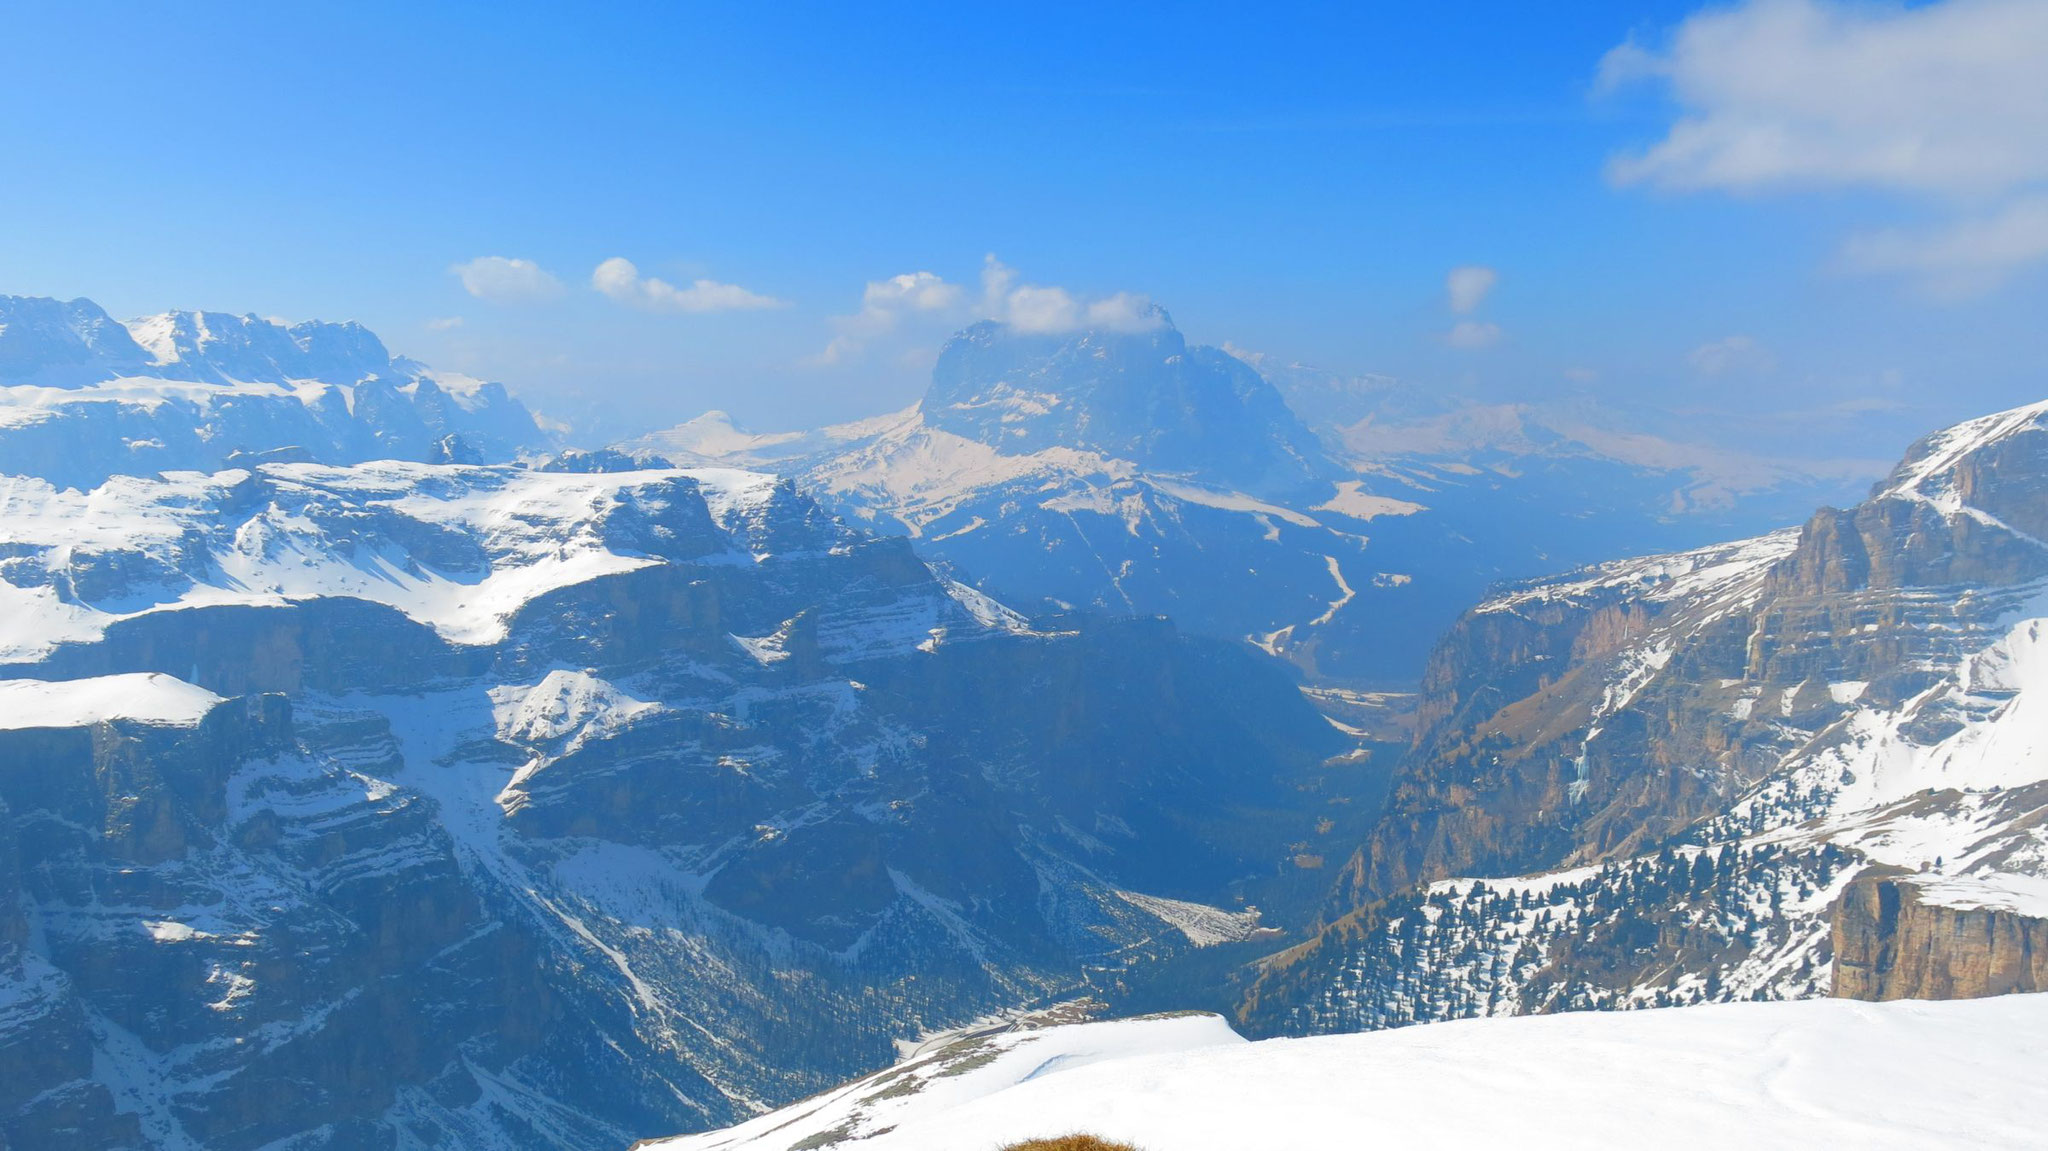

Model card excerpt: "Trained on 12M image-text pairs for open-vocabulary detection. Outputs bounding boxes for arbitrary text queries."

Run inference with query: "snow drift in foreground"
[650,995,2048,1151]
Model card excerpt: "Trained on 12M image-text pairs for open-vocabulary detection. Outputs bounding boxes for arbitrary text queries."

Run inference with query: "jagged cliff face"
[1242,398,2048,1034]
[0,690,568,1149]
[1833,868,2048,1001]
[0,295,546,487]
[0,457,1350,1148]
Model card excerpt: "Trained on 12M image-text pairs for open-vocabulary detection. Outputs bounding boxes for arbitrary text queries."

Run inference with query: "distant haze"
[1,1,2043,464]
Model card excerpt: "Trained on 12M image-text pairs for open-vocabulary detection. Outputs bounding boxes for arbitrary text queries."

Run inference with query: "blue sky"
[3,1,2044,457]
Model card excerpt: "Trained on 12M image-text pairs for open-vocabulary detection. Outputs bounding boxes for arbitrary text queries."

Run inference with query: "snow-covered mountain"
[1243,397,2048,1033]
[648,996,2048,1150]
[0,450,1360,1147]
[629,315,1874,684]
[0,295,547,488]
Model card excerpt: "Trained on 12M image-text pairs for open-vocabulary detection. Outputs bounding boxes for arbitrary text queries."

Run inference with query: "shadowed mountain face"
[922,317,1328,491]
[1241,398,2048,1035]
[0,449,1357,1149]
[632,316,1876,686]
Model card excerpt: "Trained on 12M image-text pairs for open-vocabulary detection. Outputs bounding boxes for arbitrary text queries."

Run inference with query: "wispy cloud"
[1601,0,2048,196]
[981,256,1165,334]
[1445,320,1502,349]
[1839,194,2048,297]
[1600,0,2048,292]
[809,257,1164,366]
[813,271,966,364]
[591,257,783,313]
[1441,264,1501,347]
[1446,265,1498,314]
[1688,334,1774,377]
[451,257,563,304]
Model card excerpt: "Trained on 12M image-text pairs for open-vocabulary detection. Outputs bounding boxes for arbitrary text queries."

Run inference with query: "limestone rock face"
[1833,870,2048,1001]
[1243,398,2048,1035]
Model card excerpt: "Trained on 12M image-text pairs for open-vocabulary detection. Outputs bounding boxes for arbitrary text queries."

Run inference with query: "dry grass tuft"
[991,1130,1138,1138]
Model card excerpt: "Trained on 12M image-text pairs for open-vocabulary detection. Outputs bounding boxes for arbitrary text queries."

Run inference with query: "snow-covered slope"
[651,996,2048,1151]
[0,672,222,729]
[0,462,842,661]
[0,295,547,487]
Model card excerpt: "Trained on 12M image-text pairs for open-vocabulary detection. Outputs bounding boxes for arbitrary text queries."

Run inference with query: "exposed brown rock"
[1832,870,2048,1002]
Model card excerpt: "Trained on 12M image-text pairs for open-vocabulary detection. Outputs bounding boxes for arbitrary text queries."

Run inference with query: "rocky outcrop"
[1833,870,2048,1001]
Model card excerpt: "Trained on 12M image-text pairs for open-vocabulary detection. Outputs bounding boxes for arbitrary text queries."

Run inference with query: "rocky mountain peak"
[921,316,1328,489]
[122,309,396,385]
[1,296,404,389]
[1770,396,2048,596]
[0,295,547,485]
[0,294,153,385]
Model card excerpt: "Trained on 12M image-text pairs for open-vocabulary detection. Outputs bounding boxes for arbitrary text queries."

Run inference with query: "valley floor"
[650,994,2048,1151]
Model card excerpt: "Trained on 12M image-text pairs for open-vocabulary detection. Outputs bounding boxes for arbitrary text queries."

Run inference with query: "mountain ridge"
[627,315,1880,684]
[0,294,548,488]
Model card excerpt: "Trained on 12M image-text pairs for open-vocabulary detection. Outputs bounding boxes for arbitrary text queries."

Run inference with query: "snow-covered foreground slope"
[652,996,2048,1151]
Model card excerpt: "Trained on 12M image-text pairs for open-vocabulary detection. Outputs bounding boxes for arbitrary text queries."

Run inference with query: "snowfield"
[0,672,222,730]
[652,996,2048,1151]
[0,462,788,660]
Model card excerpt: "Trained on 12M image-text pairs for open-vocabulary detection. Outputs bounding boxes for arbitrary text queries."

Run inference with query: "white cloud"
[1601,0,2048,196]
[591,257,783,313]
[1840,194,2048,295]
[451,257,563,304]
[1688,334,1775,376]
[980,256,1164,334]
[425,316,464,331]
[1085,291,1168,332]
[810,256,1166,365]
[1445,321,1502,349]
[1601,0,2048,289]
[980,254,1018,307]
[1446,265,1498,314]
[1003,285,1083,333]
[864,271,964,313]
[811,271,968,364]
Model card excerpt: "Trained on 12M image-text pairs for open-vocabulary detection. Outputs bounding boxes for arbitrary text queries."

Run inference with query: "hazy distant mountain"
[0,295,548,487]
[1242,396,2048,1033]
[630,315,1877,684]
